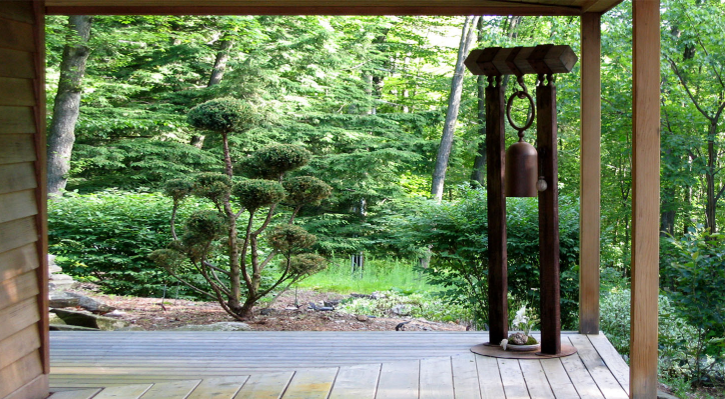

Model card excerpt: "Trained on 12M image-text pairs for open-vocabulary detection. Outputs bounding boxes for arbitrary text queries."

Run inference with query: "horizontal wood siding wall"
[0,1,49,398]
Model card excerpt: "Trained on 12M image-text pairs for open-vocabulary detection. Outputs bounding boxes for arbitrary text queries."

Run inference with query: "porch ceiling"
[45,0,624,16]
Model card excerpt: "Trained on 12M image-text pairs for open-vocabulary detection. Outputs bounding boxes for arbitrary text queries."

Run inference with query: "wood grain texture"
[419,357,454,399]
[475,355,505,399]
[0,48,35,79]
[282,369,337,399]
[497,359,529,399]
[0,1,34,23]
[0,106,36,134]
[579,12,602,335]
[0,216,38,254]
[44,0,624,16]
[537,75,561,354]
[328,364,380,399]
[0,324,41,370]
[31,0,51,378]
[0,269,39,311]
[0,189,38,224]
[376,360,419,399]
[0,243,39,282]
[0,134,36,164]
[4,374,48,399]
[519,360,555,399]
[0,296,40,342]
[588,333,629,394]
[539,358,580,399]
[569,335,627,399]
[486,76,508,345]
[0,350,43,398]
[234,372,293,399]
[0,77,36,106]
[0,162,38,194]
[630,1,661,397]
[139,380,201,399]
[0,17,35,52]
[450,354,481,399]
[186,376,248,399]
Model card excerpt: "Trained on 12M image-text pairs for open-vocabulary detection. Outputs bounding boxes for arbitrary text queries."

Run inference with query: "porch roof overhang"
[45,0,624,16]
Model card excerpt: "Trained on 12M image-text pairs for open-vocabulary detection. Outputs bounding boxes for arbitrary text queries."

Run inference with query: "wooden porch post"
[631,1,660,397]
[579,12,601,335]
[486,76,508,345]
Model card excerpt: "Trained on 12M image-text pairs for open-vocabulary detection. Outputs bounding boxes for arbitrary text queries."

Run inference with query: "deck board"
[50,331,631,398]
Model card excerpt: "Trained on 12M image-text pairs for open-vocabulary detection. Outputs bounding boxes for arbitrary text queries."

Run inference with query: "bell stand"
[464,45,578,356]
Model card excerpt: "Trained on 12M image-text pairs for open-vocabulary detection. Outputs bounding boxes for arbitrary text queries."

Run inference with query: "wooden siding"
[45,0,624,15]
[0,1,48,399]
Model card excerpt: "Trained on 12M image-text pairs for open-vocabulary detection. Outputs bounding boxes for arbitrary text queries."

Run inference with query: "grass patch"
[297,257,433,294]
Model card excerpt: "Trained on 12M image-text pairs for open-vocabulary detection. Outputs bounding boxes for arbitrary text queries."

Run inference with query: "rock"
[356,314,368,322]
[51,308,129,331]
[260,308,274,316]
[324,299,341,307]
[48,274,75,291]
[103,310,126,318]
[48,312,66,325]
[49,324,99,331]
[391,304,411,316]
[49,291,80,309]
[509,332,528,345]
[174,322,251,332]
[49,264,62,275]
[65,292,115,313]
[114,326,145,331]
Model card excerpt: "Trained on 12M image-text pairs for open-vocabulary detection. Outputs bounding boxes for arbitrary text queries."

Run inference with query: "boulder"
[390,304,411,316]
[64,292,115,313]
[51,308,129,331]
[48,274,75,291]
[48,312,66,325]
[49,291,80,309]
[174,322,251,332]
[49,324,99,331]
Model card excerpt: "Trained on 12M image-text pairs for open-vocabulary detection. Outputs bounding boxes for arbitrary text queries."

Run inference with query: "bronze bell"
[505,141,538,197]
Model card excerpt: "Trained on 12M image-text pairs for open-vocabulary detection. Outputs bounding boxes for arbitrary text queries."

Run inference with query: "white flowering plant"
[512,305,538,337]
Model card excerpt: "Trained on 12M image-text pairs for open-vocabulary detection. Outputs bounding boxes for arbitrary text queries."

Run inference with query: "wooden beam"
[32,0,51,379]
[486,76,508,345]
[537,74,561,355]
[579,12,601,335]
[630,0,660,397]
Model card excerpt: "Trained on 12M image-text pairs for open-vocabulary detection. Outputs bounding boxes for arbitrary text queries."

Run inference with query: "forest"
[44,0,724,395]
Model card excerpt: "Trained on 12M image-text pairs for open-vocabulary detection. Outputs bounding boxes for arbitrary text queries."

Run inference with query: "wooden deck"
[49,331,630,398]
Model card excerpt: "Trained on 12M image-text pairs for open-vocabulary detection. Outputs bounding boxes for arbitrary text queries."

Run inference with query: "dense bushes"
[48,190,211,297]
[398,185,581,330]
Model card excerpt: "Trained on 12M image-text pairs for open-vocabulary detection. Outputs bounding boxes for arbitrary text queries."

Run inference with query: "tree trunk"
[470,74,486,185]
[207,34,234,87]
[705,123,717,233]
[431,16,480,201]
[47,16,92,195]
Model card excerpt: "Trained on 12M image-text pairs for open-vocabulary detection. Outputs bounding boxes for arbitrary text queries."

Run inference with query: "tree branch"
[666,55,714,122]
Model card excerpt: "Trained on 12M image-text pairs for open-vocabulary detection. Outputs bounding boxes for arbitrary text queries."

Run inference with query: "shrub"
[402,185,581,330]
[187,97,255,133]
[48,190,211,297]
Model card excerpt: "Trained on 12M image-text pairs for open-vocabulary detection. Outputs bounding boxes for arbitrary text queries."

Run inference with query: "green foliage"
[164,179,194,203]
[187,97,254,133]
[339,290,470,324]
[148,248,185,273]
[232,179,286,211]
[283,176,333,208]
[399,186,580,330]
[192,173,232,205]
[268,224,317,254]
[661,229,725,386]
[183,210,228,242]
[243,144,311,180]
[48,191,211,297]
[287,253,327,276]
[297,257,431,294]
[69,140,219,192]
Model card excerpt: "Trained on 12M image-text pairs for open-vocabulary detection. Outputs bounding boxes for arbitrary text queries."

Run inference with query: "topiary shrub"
[187,97,254,133]
[152,99,332,320]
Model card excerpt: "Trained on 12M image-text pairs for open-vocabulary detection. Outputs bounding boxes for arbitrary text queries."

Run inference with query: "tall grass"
[297,257,433,294]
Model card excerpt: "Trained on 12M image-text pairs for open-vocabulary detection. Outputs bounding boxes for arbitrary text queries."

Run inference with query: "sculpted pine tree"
[151,98,331,320]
